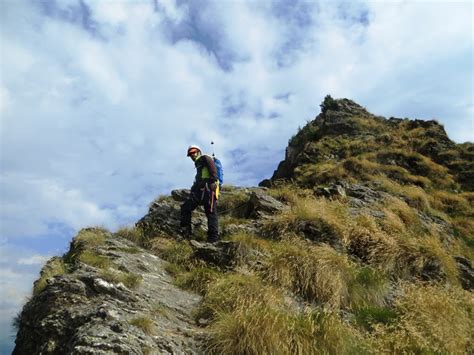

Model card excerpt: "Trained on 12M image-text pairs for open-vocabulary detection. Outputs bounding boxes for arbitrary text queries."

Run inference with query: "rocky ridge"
[14,97,474,354]
[13,231,203,354]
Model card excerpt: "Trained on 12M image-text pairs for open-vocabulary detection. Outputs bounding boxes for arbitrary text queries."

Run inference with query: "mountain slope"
[14,97,473,354]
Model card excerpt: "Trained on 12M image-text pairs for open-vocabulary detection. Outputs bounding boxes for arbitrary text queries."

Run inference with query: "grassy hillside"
[26,97,473,354]
[120,97,473,354]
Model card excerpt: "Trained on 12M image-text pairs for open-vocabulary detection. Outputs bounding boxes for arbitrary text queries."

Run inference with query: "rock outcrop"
[14,234,203,354]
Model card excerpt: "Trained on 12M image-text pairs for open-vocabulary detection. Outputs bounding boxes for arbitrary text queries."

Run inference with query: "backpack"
[213,156,224,185]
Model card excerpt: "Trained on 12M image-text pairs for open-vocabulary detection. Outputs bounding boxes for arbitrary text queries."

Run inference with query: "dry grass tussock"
[345,214,399,269]
[63,227,111,267]
[129,316,156,335]
[200,272,368,355]
[347,213,460,284]
[260,237,388,310]
[267,184,313,205]
[78,250,111,269]
[374,283,474,354]
[115,226,146,246]
[262,196,348,241]
[429,190,473,216]
[365,149,455,188]
[74,227,109,248]
[174,266,223,295]
[216,189,249,216]
[149,237,200,272]
[228,231,271,265]
[381,196,421,232]
[394,234,460,284]
[33,257,67,296]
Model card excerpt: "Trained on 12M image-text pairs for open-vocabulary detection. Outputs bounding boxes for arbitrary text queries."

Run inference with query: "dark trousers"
[180,189,219,242]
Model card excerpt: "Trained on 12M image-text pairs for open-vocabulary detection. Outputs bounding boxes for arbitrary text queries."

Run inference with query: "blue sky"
[0,0,473,352]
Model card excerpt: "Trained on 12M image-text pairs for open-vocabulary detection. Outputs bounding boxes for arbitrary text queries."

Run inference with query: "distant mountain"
[14,97,473,354]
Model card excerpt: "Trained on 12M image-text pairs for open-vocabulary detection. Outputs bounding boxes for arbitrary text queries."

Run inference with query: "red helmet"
[187,145,201,157]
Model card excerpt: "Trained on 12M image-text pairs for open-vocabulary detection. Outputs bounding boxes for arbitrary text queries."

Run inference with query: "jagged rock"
[296,221,343,251]
[420,258,446,282]
[14,236,203,354]
[314,184,346,198]
[455,256,474,290]
[137,195,207,240]
[189,240,238,267]
[171,189,191,202]
[245,189,287,218]
[258,178,272,188]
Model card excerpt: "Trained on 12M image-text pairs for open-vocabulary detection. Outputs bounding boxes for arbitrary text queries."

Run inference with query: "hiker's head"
[187,145,201,161]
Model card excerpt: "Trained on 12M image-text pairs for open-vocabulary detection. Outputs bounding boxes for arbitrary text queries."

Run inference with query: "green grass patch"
[129,316,155,335]
[33,257,67,295]
[151,238,198,270]
[117,246,142,254]
[354,306,398,331]
[78,250,110,269]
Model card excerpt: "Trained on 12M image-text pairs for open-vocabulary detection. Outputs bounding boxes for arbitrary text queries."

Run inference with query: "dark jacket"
[192,154,218,191]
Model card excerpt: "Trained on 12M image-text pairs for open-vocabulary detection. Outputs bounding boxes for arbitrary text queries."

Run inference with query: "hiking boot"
[180,226,192,239]
[207,236,220,243]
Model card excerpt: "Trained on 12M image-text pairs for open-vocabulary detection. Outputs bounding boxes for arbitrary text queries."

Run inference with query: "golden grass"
[195,272,284,321]
[115,226,145,245]
[429,190,472,216]
[267,184,313,205]
[366,149,454,188]
[64,227,110,265]
[228,231,271,265]
[261,239,352,307]
[201,271,369,354]
[78,250,111,269]
[33,257,67,295]
[295,162,351,186]
[262,196,348,241]
[346,213,460,285]
[296,154,445,189]
[382,196,421,232]
[452,217,474,258]
[207,305,369,355]
[129,316,156,335]
[345,215,399,270]
[389,234,459,284]
[260,237,388,310]
[206,302,291,355]
[149,237,198,269]
[374,283,474,354]
[75,227,108,248]
[174,267,222,295]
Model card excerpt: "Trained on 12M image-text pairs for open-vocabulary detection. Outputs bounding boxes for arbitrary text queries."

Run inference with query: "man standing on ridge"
[180,145,220,243]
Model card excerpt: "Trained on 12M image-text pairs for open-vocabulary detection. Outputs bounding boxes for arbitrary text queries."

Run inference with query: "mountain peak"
[262,96,472,192]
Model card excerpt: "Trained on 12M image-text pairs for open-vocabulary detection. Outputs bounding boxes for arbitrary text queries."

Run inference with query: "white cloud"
[17,255,52,266]
[156,0,188,23]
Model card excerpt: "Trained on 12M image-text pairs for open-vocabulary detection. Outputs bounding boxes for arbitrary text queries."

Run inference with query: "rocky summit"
[14,97,473,354]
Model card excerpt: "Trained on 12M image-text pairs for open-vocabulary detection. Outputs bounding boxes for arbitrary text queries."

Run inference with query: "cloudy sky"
[0,0,472,351]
